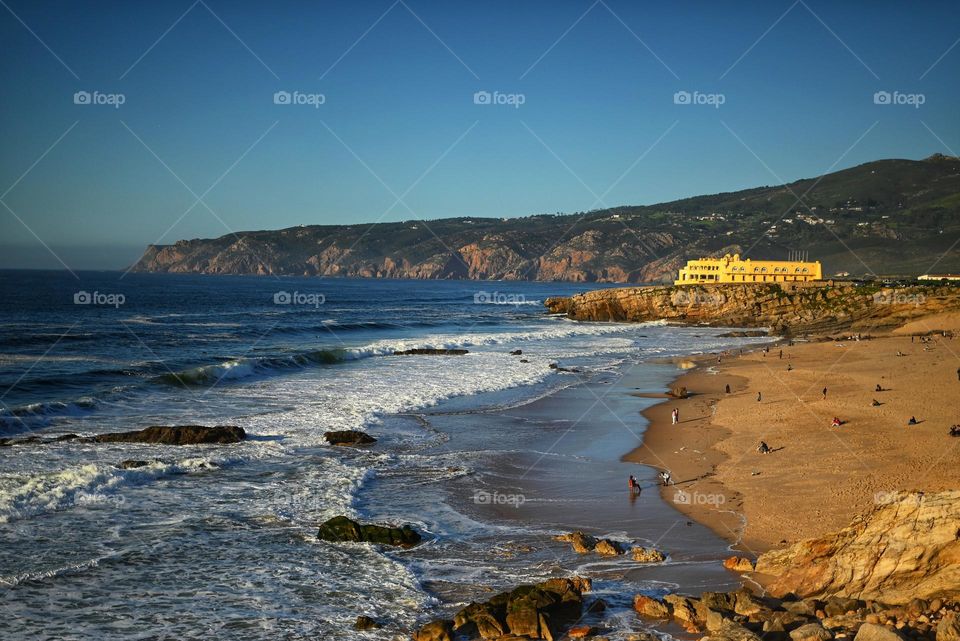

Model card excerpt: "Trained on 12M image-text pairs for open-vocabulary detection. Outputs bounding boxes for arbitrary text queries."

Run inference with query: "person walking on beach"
[822,387,828,400]
[659,471,672,486]
[757,441,770,454]
[725,384,730,394]
[757,391,762,402]
[779,350,783,359]
[671,408,679,425]
[628,475,641,493]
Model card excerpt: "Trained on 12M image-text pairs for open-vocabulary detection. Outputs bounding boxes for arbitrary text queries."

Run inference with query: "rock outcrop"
[415,577,594,641]
[633,586,958,641]
[755,491,960,604]
[544,284,960,334]
[554,531,624,556]
[88,425,246,445]
[633,546,667,563]
[316,515,422,548]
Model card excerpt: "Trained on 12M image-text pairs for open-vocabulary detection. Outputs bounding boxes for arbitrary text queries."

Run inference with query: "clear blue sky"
[1,0,958,268]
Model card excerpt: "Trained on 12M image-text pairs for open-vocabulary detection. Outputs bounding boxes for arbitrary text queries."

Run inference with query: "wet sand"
[626,323,960,553]
[396,358,748,633]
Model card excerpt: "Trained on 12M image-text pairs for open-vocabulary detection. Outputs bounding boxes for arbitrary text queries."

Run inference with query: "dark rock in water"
[393,348,468,356]
[118,460,152,469]
[519,359,530,363]
[324,430,376,446]
[88,425,245,445]
[510,349,523,355]
[0,433,79,447]
[317,515,421,548]
[548,363,581,373]
[719,330,769,337]
[353,615,381,630]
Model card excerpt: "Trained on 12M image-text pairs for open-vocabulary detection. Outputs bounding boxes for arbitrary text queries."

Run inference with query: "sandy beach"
[627,314,960,553]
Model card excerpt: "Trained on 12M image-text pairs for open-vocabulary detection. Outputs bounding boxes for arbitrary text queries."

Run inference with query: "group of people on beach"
[628,471,672,494]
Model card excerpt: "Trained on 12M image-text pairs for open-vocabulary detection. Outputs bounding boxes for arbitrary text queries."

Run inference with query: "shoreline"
[624,349,766,552]
[626,323,960,554]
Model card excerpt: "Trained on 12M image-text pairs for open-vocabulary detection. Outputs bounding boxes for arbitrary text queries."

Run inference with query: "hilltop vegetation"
[132,154,960,282]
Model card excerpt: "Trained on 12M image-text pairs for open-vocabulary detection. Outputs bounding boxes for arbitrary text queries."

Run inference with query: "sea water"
[0,272,768,640]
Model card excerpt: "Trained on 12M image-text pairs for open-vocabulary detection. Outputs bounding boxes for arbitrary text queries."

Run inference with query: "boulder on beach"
[755,490,960,604]
[632,546,666,563]
[634,594,671,619]
[790,622,834,641]
[669,385,689,399]
[938,613,960,641]
[724,556,756,572]
[88,425,246,445]
[437,577,590,641]
[554,531,623,556]
[324,430,376,446]
[412,620,453,641]
[854,623,907,641]
[316,515,421,548]
[393,348,468,356]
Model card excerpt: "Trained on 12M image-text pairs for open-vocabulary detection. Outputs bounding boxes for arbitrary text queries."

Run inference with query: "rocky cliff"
[544,283,960,334]
[130,156,960,281]
[755,491,960,604]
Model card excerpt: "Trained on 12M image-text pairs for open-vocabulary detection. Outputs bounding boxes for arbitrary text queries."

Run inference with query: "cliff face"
[129,156,960,281]
[544,283,960,334]
[131,228,681,282]
[755,491,960,604]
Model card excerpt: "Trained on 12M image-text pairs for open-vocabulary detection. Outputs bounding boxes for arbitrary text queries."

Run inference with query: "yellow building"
[675,254,822,285]
[918,274,960,282]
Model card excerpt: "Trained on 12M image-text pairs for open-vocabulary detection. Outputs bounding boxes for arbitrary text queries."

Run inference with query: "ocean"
[0,272,769,640]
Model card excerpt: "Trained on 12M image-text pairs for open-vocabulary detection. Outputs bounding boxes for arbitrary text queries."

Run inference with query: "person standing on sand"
[671,408,679,425]
[779,349,783,359]
[725,384,731,394]
[757,391,762,402]
[822,387,828,400]
[956,367,959,381]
